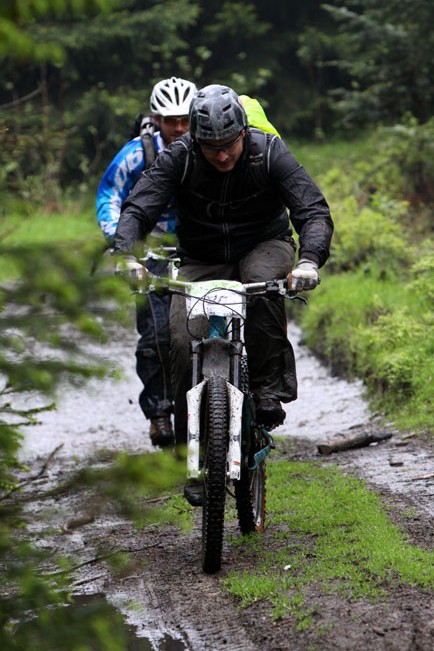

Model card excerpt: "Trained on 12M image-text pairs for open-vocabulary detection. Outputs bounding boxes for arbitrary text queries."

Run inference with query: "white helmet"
[150,77,197,117]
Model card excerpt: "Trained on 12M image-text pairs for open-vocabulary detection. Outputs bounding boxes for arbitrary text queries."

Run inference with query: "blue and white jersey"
[96,132,176,243]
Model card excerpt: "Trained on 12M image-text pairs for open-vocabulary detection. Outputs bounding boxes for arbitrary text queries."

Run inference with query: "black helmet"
[189,84,247,141]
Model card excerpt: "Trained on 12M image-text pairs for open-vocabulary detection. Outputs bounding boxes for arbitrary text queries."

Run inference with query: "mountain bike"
[133,249,301,573]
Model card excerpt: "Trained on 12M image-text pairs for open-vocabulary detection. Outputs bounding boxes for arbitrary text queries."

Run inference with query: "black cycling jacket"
[114,129,334,267]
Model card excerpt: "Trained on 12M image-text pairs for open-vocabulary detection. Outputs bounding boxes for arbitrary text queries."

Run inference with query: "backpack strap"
[129,112,144,140]
[139,115,156,169]
[247,128,276,189]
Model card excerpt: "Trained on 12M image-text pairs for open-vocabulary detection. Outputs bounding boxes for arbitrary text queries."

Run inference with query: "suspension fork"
[187,316,244,479]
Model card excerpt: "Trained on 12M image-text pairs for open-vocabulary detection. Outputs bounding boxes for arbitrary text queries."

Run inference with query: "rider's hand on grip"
[289,259,320,291]
[115,255,147,285]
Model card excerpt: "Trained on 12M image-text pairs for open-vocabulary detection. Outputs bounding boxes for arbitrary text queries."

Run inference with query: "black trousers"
[169,237,297,444]
[135,259,173,420]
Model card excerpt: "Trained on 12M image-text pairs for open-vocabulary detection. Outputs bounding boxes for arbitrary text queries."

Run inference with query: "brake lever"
[288,294,308,305]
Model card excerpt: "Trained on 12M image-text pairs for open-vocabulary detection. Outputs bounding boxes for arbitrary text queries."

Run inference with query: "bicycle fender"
[226,382,244,480]
[186,380,206,478]
[201,338,231,380]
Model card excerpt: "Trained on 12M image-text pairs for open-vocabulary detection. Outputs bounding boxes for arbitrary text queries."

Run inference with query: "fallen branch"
[317,431,392,455]
[411,472,434,481]
[72,574,106,588]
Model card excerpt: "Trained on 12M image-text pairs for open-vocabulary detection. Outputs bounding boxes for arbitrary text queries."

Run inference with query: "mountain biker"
[114,84,333,505]
[96,76,197,448]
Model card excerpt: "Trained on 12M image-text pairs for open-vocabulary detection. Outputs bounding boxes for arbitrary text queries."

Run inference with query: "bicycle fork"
[186,315,244,481]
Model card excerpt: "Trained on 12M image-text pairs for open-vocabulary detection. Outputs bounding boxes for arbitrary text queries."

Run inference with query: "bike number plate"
[186,280,246,319]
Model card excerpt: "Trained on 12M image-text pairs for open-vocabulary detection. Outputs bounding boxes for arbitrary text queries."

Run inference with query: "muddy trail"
[18,322,434,651]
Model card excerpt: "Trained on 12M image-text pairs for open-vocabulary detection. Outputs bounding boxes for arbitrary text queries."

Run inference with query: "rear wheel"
[234,427,267,534]
[234,359,267,534]
[201,376,229,574]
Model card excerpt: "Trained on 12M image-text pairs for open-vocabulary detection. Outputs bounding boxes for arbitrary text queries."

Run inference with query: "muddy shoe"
[149,415,174,448]
[183,479,204,507]
[255,398,286,429]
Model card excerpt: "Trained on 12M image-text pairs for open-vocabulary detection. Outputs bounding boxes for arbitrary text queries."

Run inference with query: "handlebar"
[114,246,304,302]
[135,273,304,302]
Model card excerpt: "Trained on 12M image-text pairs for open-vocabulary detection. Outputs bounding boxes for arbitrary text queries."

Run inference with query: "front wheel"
[201,376,229,574]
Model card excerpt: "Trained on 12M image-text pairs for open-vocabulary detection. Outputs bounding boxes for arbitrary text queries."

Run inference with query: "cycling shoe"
[255,398,286,429]
[150,415,175,448]
[183,479,204,507]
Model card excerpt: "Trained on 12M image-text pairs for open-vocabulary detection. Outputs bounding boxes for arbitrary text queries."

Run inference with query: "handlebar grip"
[287,272,292,291]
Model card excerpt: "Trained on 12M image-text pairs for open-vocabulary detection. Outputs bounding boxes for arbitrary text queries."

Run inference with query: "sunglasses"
[198,131,244,153]
[161,116,189,126]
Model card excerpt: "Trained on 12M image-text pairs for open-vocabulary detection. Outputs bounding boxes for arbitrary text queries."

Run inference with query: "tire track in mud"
[103,523,259,651]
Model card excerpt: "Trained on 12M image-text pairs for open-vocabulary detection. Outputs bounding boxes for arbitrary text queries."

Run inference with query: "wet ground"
[18,321,434,650]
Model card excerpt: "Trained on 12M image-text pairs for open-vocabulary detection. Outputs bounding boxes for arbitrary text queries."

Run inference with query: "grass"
[223,460,434,629]
[299,266,434,433]
[0,200,104,280]
[290,133,376,182]
[2,202,99,244]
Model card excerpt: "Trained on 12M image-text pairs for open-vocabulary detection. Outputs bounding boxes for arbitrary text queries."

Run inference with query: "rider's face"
[155,115,189,144]
[198,130,245,173]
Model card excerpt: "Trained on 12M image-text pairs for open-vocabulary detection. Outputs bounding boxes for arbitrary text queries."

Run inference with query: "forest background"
[0,2,433,648]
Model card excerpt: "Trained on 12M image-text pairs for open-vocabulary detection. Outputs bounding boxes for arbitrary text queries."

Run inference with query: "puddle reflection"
[19,593,186,651]
[72,594,187,651]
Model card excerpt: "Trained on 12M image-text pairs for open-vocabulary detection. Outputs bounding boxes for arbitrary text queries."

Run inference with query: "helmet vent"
[189,84,247,141]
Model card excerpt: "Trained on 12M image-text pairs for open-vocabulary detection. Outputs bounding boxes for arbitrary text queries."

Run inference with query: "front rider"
[114,84,334,503]
[96,76,197,448]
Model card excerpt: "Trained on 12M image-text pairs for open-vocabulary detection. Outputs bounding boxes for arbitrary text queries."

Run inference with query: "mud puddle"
[19,321,370,462]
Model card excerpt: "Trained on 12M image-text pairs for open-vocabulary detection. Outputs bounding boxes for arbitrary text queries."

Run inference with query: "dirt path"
[19,323,434,650]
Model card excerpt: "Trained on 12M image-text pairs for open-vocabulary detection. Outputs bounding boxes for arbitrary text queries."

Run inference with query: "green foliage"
[89,449,186,525]
[0,0,124,62]
[0,534,128,651]
[0,232,132,647]
[353,253,434,428]
[300,252,434,431]
[377,115,434,205]
[323,186,412,273]
[223,461,434,628]
[0,101,67,210]
[291,125,433,433]
[0,0,200,197]
[322,0,434,126]
[0,203,101,258]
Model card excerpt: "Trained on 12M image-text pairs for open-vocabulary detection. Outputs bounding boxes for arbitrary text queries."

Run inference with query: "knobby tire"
[201,376,229,574]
